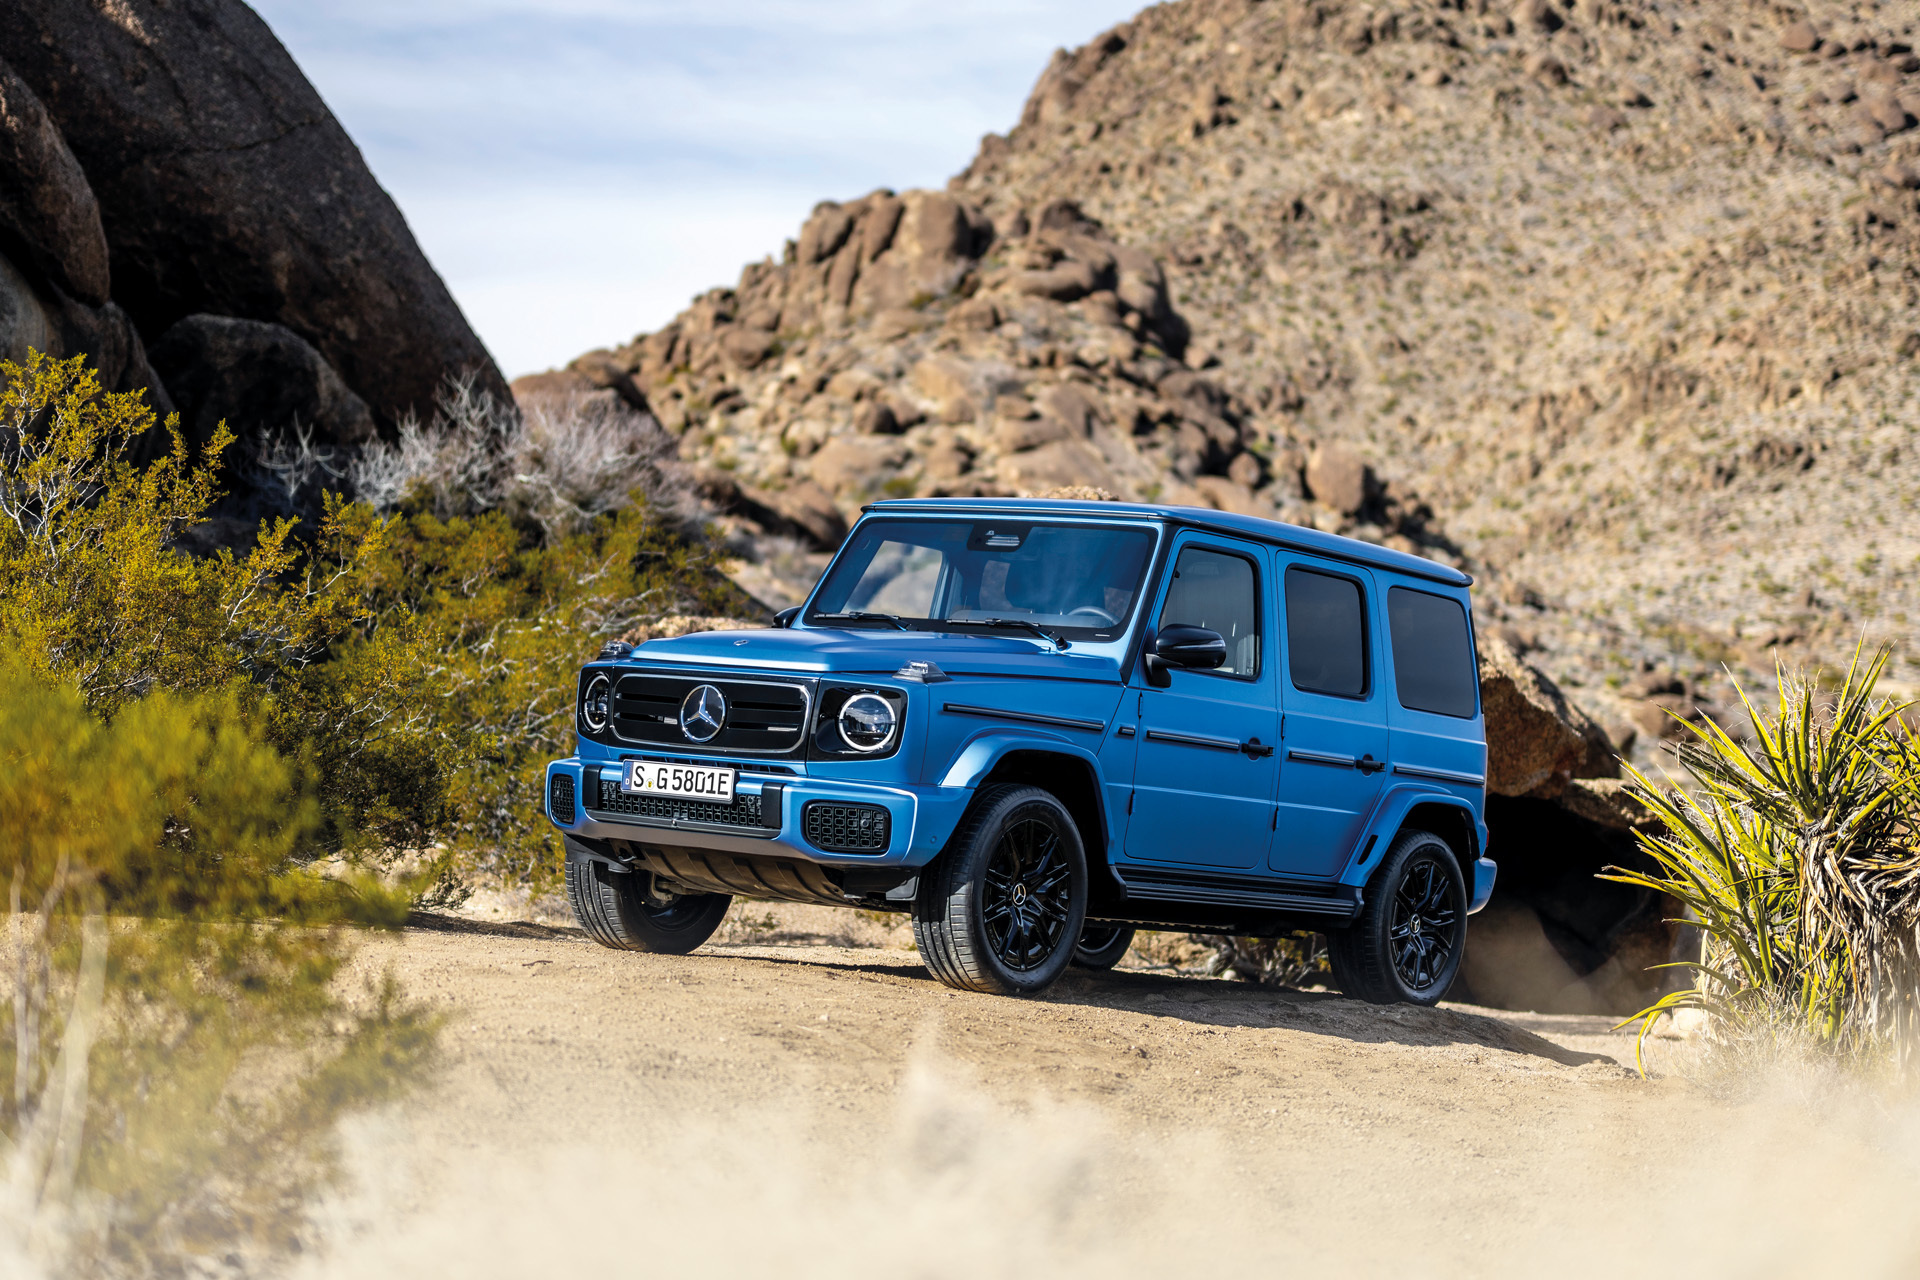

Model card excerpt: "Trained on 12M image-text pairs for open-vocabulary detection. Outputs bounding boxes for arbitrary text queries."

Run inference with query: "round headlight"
[837,693,897,753]
[581,673,612,732]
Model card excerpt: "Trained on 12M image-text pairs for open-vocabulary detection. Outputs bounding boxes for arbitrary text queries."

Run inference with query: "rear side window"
[1284,568,1368,697]
[1160,546,1260,677]
[1387,587,1477,718]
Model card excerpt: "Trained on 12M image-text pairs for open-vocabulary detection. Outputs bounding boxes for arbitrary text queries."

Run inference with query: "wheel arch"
[973,749,1110,863]
[1340,785,1483,889]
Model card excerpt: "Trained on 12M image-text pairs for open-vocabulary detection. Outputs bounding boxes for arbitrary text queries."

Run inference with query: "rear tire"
[1072,923,1137,970]
[565,858,731,954]
[1326,829,1466,1006]
[912,784,1088,995]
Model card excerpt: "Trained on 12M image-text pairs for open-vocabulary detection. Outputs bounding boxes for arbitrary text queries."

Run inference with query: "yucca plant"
[1605,646,1920,1074]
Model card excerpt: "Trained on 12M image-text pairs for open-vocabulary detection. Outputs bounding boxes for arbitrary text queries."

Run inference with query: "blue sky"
[252,1,1133,377]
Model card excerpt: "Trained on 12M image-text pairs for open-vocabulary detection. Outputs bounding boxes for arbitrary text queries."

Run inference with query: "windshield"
[806,519,1157,642]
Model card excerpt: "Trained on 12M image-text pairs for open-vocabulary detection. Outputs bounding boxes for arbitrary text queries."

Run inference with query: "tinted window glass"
[1285,568,1367,697]
[807,520,1155,641]
[1388,587,1477,718]
[1160,546,1260,677]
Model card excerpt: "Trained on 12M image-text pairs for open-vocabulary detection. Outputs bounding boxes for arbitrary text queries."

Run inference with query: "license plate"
[620,760,736,804]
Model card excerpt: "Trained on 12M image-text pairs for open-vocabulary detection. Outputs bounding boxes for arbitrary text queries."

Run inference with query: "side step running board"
[1113,866,1362,925]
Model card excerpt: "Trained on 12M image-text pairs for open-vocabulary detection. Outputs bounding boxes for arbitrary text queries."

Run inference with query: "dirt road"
[306,911,1920,1278]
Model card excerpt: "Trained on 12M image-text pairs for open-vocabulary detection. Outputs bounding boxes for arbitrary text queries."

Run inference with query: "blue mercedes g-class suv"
[545,497,1493,1004]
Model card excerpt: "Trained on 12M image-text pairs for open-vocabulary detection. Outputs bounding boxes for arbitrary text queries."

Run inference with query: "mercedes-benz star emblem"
[678,684,728,743]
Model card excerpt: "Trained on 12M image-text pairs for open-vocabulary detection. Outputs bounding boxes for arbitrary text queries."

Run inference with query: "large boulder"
[0,0,506,424]
[0,55,109,307]
[0,245,172,414]
[1478,634,1617,797]
[147,315,375,451]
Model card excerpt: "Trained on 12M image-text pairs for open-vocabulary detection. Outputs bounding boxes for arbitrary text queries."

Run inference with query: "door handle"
[1240,738,1274,759]
[1356,753,1387,776]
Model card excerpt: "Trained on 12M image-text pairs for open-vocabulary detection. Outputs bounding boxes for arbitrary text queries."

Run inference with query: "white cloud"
[252,0,1133,376]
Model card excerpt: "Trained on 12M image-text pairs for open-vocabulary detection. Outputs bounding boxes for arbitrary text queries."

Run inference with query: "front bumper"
[544,757,964,868]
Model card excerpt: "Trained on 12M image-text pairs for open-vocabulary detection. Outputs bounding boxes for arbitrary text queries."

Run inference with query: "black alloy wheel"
[912,784,1089,995]
[1389,853,1460,991]
[1325,829,1467,1006]
[1072,922,1137,970]
[982,816,1075,971]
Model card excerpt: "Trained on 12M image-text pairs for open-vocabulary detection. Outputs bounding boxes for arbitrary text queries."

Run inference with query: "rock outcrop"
[148,315,376,452]
[0,0,504,427]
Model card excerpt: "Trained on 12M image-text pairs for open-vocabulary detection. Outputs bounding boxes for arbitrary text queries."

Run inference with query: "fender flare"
[936,728,1116,852]
[1337,782,1490,900]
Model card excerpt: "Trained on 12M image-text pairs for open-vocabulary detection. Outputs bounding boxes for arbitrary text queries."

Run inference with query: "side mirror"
[773,606,800,629]
[1142,624,1227,687]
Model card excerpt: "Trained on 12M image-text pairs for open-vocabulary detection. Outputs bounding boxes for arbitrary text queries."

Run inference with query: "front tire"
[1326,830,1466,1006]
[1072,922,1137,970]
[912,784,1089,995]
[565,858,731,954]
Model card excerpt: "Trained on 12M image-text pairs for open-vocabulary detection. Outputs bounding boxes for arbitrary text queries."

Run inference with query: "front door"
[1270,557,1391,878]
[1125,535,1278,871]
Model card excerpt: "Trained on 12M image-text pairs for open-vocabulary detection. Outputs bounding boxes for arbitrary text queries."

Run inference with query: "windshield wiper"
[813,611,912,631]
[952,617,1070,650]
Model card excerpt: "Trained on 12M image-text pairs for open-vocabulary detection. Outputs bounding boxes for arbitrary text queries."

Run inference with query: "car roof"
[861,497,1473,588]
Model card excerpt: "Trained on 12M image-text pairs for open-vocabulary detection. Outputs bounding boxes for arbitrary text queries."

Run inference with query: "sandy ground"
[302,906,1920,1278]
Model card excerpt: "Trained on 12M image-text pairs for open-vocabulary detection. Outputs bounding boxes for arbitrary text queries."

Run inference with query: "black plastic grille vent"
[591,775,768,830]
[549,772,576,825]
[803,803,890,853]
[611,674,810,755]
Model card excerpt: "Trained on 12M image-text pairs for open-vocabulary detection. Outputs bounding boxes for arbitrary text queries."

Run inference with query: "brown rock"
[995,410,1069,453]
[853,400,900,435]
[1304,443,1372,514]
[0,0,507,423]
[722,327,778,369]
[571,350,652,413]
[909,357,978,423]
[1862,91,1916,134]
[511,368,597,403]
[947,296,1001,331]
[1780,21,1822,53]
[1000,437,1122,495]
[1479,635,1619,797]
[1040,383,1102,435]
[1227,451,1265,489]
[1014,260,1102,301]
[1192,474,1265,516]
[1585,105,1628,131]
[810,433,910,499]
[1556,778,1655,831]
[747,480,849,549]
[798,202,855,264]
[1512,0,1563,34]
[1525,53,1570,87]
[0,55,109,306]
[859,194,905,262]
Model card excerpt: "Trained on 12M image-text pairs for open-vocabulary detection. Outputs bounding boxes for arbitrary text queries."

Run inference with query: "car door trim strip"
[1143,728,1244,753]
[940,703,1106,733]
[1391,763,1487,786]
[1286,748,1357,768]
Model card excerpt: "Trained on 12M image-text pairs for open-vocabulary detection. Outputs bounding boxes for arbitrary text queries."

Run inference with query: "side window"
[1159,546,1260,678]
[1284,567,1368,697]
[1388,587,1477,718]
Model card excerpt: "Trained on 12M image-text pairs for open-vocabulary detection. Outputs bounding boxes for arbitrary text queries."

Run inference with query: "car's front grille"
[612,672,811,756]
[803,803,890,853]
[589,774,769,830]
[549,772,576,825]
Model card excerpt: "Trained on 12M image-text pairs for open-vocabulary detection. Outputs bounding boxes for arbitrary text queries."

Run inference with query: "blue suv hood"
[626,626,1125,682]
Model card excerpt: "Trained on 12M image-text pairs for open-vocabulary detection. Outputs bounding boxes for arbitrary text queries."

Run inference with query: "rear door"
[1269,557,1391,879]
[1124,533,1278,872]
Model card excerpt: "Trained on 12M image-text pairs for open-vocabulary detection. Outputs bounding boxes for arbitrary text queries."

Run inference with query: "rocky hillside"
[529,0,1920,755]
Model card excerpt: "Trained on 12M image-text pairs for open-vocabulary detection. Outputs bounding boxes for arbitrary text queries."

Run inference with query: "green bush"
[1606,647,1920,1075]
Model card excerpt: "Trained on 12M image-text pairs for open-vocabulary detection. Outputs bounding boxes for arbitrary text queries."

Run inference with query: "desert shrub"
[1,351,756,894]
[1606,647,1920,1074]
[349,375,700,542]
[1195,933,1329,986]
[0,651,438,1278]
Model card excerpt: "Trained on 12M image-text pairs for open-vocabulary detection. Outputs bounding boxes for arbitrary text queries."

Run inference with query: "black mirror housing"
[1142,624,1227,686]
[773,606,800,629]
